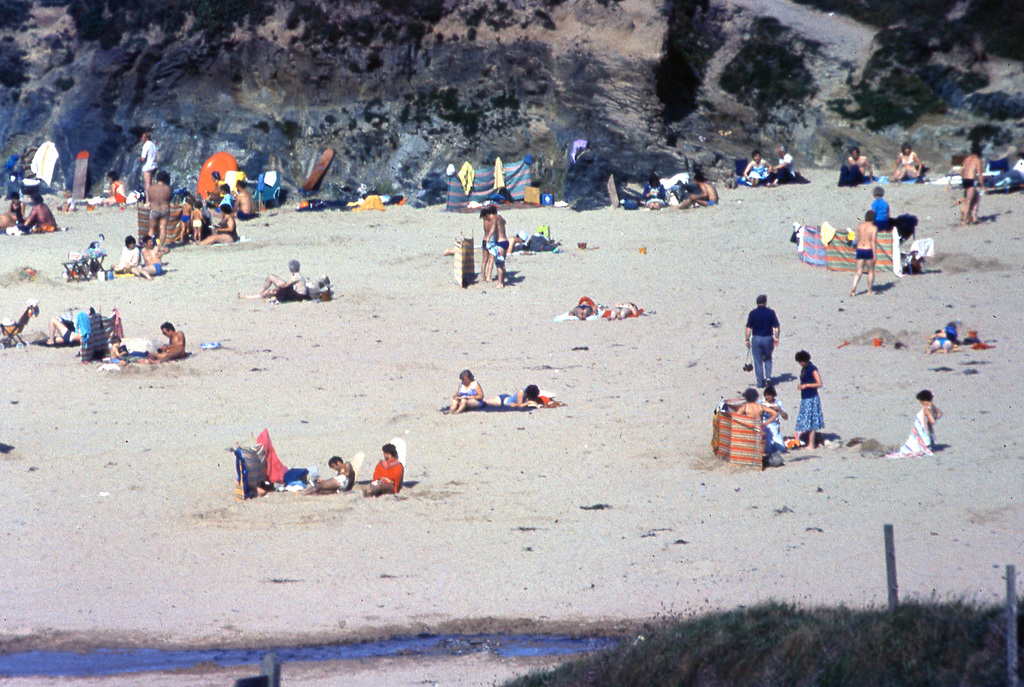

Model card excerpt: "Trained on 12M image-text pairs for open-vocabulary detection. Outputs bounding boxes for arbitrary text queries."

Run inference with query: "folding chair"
[1,299,39,349]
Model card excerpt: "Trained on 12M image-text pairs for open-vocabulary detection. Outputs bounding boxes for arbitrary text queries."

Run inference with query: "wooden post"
[884,524,898,611]
[1008,565,1019,687]
[261,653,281,687]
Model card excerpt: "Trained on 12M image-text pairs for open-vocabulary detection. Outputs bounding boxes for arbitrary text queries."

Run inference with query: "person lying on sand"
[304,456,356,495]
[363,443,404,497]
[239,260,308,302]
[605,302,641,320]
[140,322,186,363]
[484,384,542,409]
[46,312,80,346]
[449,369,484,413]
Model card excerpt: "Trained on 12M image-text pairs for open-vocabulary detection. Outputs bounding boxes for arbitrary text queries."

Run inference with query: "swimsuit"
[458,383,477,398]
[855,248,874,260]
[61,328,73,344]
[706,200,715,206]
[152,263,164,276]
[962,178,975,189]
[150,208,170,221]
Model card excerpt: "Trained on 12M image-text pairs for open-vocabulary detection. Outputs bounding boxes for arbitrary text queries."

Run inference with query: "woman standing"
[794,350,824,448]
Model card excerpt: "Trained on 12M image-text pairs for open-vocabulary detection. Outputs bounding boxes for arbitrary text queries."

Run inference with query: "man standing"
[745,294,780,388]
[850,211,879,297]
[139,132,158,199]
[148,170,172,246]
[479,206,509,288]
[960,143,983,226]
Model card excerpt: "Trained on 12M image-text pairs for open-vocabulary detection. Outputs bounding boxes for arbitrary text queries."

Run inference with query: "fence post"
[1008,565,1019,687]
[261,653,281,687]
[884,524,898,611]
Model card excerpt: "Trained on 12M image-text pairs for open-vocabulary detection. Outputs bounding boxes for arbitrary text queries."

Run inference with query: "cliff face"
[1,0,1020,207]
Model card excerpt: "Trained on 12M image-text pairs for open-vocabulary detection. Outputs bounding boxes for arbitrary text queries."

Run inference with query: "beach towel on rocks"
[257,429,287,483]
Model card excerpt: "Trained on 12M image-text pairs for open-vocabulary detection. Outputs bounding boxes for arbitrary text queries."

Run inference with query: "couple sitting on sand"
[448,369,545,413]
[239,260,332,303]
[564,297,642,320]
[304,443,404,498]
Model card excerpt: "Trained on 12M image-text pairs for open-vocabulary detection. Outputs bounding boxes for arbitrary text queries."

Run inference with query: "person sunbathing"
[0,192,24,228]
[46,312,81,346]
[98,171,127,206]
[304,456,356,495]
[484,384,542,409]
[449,369,484,413]
[139,235,168,277]
[239,260,309,301]
[892,143,923,182]
[21,194,56,233]
[199,201,238,244]
[234,180,257,220]
[677,180,717,208]
[113,235,154,281]
[605,302,641,320]
[140,322,186,363]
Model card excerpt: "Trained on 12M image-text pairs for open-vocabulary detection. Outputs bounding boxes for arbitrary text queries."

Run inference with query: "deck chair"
[1,299,39,349]
[256,171,281,211]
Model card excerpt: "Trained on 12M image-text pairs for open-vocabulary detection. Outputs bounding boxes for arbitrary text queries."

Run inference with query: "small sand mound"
[929,253,1008,274]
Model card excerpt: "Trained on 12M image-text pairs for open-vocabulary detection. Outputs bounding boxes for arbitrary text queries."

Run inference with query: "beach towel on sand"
[257,429,287,483]
[885,409,933,458]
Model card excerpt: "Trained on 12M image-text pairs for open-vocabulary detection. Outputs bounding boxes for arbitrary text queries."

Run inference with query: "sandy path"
[0,170,1022,685]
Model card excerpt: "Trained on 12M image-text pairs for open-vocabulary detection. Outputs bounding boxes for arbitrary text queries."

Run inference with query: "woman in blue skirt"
[794,350,824,448]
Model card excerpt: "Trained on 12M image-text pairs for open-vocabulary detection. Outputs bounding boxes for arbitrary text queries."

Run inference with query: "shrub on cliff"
[719,17,817,116]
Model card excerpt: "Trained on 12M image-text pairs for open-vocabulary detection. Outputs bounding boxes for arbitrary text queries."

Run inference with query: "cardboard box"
[523,186,540,205]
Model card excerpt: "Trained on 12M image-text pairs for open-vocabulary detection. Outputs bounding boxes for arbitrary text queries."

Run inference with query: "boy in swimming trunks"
[850,211,879,297]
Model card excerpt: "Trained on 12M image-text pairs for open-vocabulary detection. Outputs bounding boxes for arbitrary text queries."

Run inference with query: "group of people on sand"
[740,145,802,187]
[0,191,57,233]
[835,142,926,187]
[642,171,718,209]
[447,369,545,414]
[238,259,331,302]
[302,443,404,498]
[45,312,186,364]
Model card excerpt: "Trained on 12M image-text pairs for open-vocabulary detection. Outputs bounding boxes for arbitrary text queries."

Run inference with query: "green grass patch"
[505,601,1018,687]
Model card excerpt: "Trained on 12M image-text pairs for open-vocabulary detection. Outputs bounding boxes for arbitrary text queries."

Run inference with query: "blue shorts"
[855,249,874,261]
[706,200,716,206]
[153,263,164,276]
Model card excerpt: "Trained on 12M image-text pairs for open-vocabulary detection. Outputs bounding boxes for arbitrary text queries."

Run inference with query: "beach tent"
[712,402,766,467]
[445,157,533,212]
[796,224,897,274]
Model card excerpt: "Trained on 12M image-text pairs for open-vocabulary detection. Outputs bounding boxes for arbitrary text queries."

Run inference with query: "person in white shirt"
[769,145,797,186]
[139,132,158,199]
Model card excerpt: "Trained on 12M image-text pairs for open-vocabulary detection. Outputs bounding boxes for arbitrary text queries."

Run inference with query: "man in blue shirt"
[745,295,781,388]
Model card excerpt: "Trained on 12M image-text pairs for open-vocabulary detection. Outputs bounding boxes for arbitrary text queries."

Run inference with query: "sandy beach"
[1,169,1021,684]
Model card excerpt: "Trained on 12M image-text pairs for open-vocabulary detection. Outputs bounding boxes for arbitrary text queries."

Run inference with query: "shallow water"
[0,634,618,677]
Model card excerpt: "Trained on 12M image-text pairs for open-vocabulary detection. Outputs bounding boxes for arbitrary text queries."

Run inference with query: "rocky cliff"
[1,0,1021,208]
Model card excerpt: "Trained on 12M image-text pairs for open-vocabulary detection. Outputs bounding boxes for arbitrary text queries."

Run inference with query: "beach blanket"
[885,410,933,458]
[712,404,766,467]
[257,429,287,483]
[446,158,533,212]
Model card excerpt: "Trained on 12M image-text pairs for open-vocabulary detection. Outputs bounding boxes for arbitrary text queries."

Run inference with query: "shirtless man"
[138,132,158,199]
[142,322,186,363]
[960,144,983,226]
[850,211,879,297]
[21,194,56,233]
[304,456,356,495]
[234,180,257,220]
[678,180,718,209]
[147,170,172,246]
[480,206,509,287]
[734,388,779,425]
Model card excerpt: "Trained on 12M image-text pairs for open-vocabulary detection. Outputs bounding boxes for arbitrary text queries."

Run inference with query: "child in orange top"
[364,443,404,497]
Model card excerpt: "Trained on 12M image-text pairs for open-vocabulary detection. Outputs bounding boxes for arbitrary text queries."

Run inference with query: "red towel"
[257,429,287,483]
